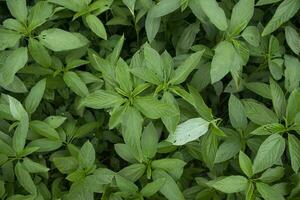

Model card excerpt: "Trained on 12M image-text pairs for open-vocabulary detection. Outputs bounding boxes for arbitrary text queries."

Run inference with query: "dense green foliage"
[0,0,299,199]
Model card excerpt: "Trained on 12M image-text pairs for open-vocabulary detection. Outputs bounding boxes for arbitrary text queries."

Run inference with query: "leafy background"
[0,0,299,199]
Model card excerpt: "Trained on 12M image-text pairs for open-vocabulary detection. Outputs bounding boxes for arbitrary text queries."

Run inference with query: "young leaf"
[151,158,186,179]
[85,14,107,40]
[30,120,60,140]
[253,134,285,173]
[80,90,125,109]
[24,79,46,114]
[166,117,210,145]
[38,28,88,51]
[262,0,300,36]
[28,38,52,68]
[152,169,185,200]
[228,94,247,130]
[63,71,89,97]
[0,47,28,86]
[239,151,253,178]
[78,141,95,168]
[285,26,300,55]
[15,162,37,195]
[151,0,181,17]
[141,122,159,159]
[256,182,285,200]
[141,178,166,198]
[27,1,53,31]
[286,89,300,125]
[242,26,260,47]
[0,29,21,50]
[288,134,300,173]
[169,50,204,85]
[209,176,249,193]
[270,78,286,118]
[6,0,27,23]
[228,0,254,35]
[197,0,228,31]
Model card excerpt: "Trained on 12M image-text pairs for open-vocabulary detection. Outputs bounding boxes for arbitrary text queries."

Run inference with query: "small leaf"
[209,176,249,193]
[169,50,204,85]
[28,38,51,68]
[39,28,88,51]
[262,0,300,36]
[242,26,260,47]
[256,182,285,200]
[6,0,27,23]
[63,71,89,97]
[30,120,60,140]
[288,134,300,173]
[151,0,181,17]
[228,94,247,130]
[253,134,285,174]
[250,123,286,135]
[141,178,166,197]
[15,162,37,195]
[78,141,95,168]
[85,14,107,40]
[166,117,210,145]
[0,47,28,86]
[239,151,253,178]
[285,26,300,55]
[24,79,46,114]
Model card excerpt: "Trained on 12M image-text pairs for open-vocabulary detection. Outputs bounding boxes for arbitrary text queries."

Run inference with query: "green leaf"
[115,58,133,94]
[242,26,260,47]
[85,14,107,40]
[8,95,28,121]
[288,134,300,173]
[0,29,21,50]
[30,120,60,140]
[121,107,143,162]
[0,47,28,86]
[144,44,164,81]
[209,176,248,193]
[228,94,247,130]
[200,132,218,169]
[6,0,27,23]
[152,169,185,200]
[63,71,89,97]
[286,89,300,125]
[169,50,204,85]
[198,0,228,31]
[24,79,46,114]
[114,143,137,163]
[250,123,286,135]
[215,138,241,163]
[256,182,285,200]
[12,117,29,153]
[78,141,95,168]
[28,38,51,68]
[228,0,254,35]
[118,163,146,182]
[270,78,286,118]
[130,67,161,85]
[253,134,285,173]
[22,158,49,173]
[151,0,181,17]
[262,0,300,36]
[256,0,282,6]
[141,178,166,198]
[80,90,125,109]
[152,158,186,179]
[166,117,210,145]
[285,26,300,55]
[239,151,253,178]
[210,41,239,83]
[15,162,37,195]
[243,99,278,125]
[52,156,78,174]
[245,82,272,99]
[44,116,67,129]
[38,28,88,52]
[145,9,161,42]
[48,0,85,12]
[134,96,176,119]
[258,166,285,183]
[141,122,159,159]
[28,1,53,31]
[284,55,300,92]
[122,0,136,15]
[115,175,138,193]
[161,91,180,133]
[28,138,62,152]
